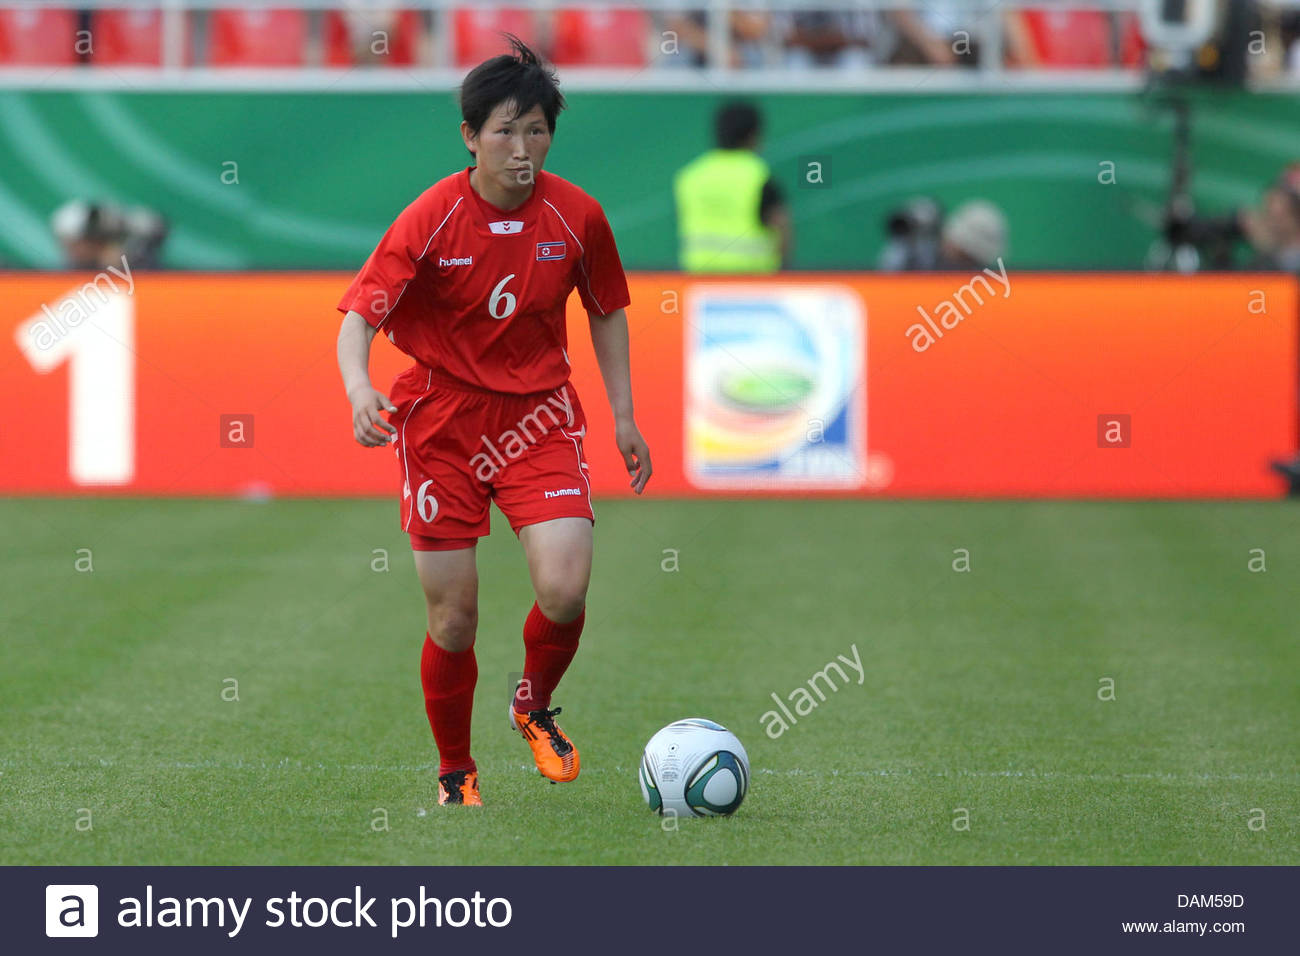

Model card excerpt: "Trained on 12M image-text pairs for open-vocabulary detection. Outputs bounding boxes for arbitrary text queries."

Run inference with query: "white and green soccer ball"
[639,718,750,817]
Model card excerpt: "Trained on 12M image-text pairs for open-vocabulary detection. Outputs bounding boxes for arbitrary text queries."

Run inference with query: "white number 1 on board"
[15,288,135,485]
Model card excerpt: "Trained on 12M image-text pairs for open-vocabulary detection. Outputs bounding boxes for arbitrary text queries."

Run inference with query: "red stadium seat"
[0,8,79,66]
[208,8,307,67]
[1019,10,1145,69]
[1115,13,1146,67]
[452,8,539,67]
[323,9,421,67]
[550,9,648,67]
[92,9,191,67]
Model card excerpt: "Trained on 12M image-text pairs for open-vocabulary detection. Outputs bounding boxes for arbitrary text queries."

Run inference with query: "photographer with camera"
[1154,162,1300,274]
[1230,163,1300,492]
[879,197,1007,272]
[1238,163,1300,274]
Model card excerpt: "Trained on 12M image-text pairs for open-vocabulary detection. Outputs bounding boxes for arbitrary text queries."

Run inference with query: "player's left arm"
[588,307,652,494]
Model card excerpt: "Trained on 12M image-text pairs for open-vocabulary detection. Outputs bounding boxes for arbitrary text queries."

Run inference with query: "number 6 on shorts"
[415,479,438,522]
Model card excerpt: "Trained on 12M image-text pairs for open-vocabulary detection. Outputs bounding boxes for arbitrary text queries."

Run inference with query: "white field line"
[0,760,1293,784]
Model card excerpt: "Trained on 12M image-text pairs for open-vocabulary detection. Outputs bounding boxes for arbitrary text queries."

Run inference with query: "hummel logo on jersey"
[536,241,566,261]
[489,221,524,235]
[544,487,582,499]
[439,256,473,267]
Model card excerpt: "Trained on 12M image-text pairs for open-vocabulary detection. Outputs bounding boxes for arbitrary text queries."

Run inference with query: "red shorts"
[387,365,594,550]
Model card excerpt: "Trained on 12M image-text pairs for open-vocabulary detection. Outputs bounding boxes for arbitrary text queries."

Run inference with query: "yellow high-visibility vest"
[673,149,780,273]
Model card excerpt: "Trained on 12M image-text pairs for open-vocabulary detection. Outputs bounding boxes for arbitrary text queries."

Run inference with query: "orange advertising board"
[1,272,1294,498]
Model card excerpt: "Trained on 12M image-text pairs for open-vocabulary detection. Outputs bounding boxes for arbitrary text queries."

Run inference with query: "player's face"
[463,101,552,195]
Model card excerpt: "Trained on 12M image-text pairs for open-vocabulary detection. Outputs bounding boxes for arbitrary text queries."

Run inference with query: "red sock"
[514,602,585,713]
[420,633,477,774]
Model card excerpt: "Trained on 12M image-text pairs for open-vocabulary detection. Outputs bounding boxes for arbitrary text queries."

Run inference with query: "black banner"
[8,866,1292,953]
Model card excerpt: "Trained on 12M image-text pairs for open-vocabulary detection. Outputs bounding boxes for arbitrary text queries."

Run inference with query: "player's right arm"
[336,186,447,447]
[337,309,397,447]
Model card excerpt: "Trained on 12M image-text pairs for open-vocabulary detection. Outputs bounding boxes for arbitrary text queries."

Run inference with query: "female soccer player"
[335,38,651,807]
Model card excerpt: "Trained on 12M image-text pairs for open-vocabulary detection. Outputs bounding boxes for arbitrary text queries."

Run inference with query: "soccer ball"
[638,718,750,817]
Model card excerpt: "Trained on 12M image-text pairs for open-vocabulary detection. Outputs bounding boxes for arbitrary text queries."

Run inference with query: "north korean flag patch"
[536,240,567,261]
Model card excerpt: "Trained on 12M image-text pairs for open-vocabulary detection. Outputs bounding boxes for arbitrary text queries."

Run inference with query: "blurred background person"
[1242,163,1300,491]
[939,199,1009,269]
[879,197,1008,271]
[1238,162,1300,273]
[887,2,983,66]
[673,101,791,273]
[878,197,945,271]
[50,199,169,270]
[660,5,770,68]
[1157,161,1300,272]
[122,206,171,270]
[50,199,128,270]
[778,8,879,68]
[1285,6,1300,76]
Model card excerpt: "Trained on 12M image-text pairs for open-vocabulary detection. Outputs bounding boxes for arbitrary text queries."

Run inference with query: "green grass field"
[1,498,1296,865]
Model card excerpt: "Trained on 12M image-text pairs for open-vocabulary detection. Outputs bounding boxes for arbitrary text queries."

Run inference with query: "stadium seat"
[451,8,539,67]
[323,9,421,67]
[1115,13,1146,67]
[92,9,190,67]
[550,9,649,67]
[0,8,79,66]
[208,8,307,67]
[1018,10,1145,69]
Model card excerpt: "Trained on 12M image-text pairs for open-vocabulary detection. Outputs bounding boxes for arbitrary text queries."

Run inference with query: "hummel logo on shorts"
[544,488,582,499]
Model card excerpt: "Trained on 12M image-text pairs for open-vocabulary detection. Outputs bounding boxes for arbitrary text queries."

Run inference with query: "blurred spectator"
[661,6,769,68]
[51,200,127,270]
[778,9,878,68]
[887,3,981,66]
[1285,8,1300,76]
[51,199,168,270]
[939,200,1009,269]
[1267,167,1300,487]
[1156,160,1300,271]
[880,198,1008,271]
[1229,162,1300,491]
[673,101,791,272]
[1239,162,1300,272]
[122,206,170,270]
[878,197,945,270]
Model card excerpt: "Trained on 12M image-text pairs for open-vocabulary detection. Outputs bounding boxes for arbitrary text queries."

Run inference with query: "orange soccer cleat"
[437,769,482,806]
[510,705,580,782]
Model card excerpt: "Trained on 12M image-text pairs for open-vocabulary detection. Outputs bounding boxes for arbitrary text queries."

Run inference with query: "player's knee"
[535,580,587,624]
[427,600,478,651]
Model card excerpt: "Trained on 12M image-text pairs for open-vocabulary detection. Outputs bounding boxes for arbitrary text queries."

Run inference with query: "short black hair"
[459,35,565,155]
[715,101,761,149]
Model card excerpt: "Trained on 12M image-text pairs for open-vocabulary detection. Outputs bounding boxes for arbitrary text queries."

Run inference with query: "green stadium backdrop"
[1,88,1297,270]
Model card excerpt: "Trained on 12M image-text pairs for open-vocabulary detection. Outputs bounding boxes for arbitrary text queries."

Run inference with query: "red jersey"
[338,166,630,394]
